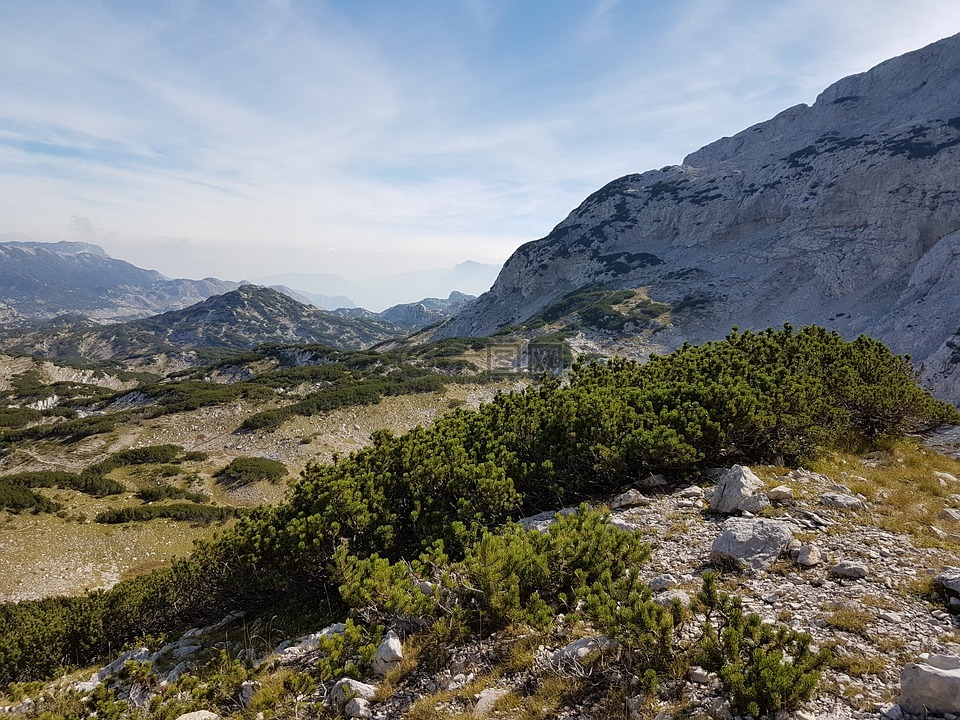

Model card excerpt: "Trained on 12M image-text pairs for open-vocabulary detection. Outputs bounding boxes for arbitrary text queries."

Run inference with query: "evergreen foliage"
[0,326,951,711]
[95,504,241,524]
[214,457,288,487]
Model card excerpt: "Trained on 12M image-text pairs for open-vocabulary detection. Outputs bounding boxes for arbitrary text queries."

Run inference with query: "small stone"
[688,665,711,684]
[768,485,794,501]
[473,688,509,717]
[648,574,676,592]
[175,713,221,720]
[881,705,904,720]
[611,489,651,509]
[239,681,258,706]
[738,492,771,514]
[879,611,903,623]
[345,697,372,718]
[935,471,959,484]
[820,493,865,510]
[830,560,868,579]
[373,630,403,676]
[796,544,822,567]
[676,485,704,499]
[941,508,960,522]
[625,694,646,719]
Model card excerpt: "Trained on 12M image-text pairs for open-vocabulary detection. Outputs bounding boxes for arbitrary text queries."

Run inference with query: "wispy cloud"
[0,0,958,284]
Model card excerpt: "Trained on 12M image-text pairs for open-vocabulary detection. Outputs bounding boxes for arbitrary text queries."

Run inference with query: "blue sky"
[2,1,959,283]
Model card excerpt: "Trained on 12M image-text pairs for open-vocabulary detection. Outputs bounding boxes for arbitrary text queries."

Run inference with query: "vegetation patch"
[95,503,241,524]
[214,457,288,487]
[0,325,952,703]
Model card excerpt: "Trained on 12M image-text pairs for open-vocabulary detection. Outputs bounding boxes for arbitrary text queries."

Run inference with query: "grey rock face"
[441,33,960,403]
[935,566,960,595]
[900,660,960,714]
[709,518,794,570]
[710,465,764,514]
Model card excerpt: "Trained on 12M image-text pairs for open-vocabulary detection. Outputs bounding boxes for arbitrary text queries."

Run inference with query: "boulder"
[639,474,667,489]
[473,688,509,717]
[611,489,651,509]
[372,630,403,676]
[345,698,373,718]
[830,561,869,579]
[648,574,676,592]
[174,713,220,720]
[709,518,794,570]
[653,590,692,608]
[767,485,794,501]
[820,493,866,510]
[738,492,771,514]
[935,566,960,595]
[900,660,960,714]
[796,544,822,567]
[331,678,377,706]
[710,465,764,514]
[549,636,613,669]
[940,508,960,521]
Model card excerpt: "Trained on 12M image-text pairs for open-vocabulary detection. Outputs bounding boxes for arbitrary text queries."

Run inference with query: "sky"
[2,1,960,285]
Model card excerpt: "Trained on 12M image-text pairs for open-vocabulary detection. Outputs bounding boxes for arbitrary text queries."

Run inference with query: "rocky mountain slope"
[0,285,406,364]
[379,291,475,330]
[443,33,960,403]
[0,241,240,322]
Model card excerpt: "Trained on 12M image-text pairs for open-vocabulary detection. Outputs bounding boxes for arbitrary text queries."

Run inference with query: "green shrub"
[0,407,43,429]
[0,481,59,513]
[95,504,240,524]
[214,457,287,487]
[694,573,831,716]
[135,485,209,503]
[2,470,124,497]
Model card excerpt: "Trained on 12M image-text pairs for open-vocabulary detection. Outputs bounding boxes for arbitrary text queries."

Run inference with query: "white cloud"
[0,0,958,284]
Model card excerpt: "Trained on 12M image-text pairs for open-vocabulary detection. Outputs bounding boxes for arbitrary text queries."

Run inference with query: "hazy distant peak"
[3,240,109,257]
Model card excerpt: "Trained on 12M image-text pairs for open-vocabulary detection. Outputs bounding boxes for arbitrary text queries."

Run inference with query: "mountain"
[0,240,240,322]
[2,285,406,364]
[257,260,501,312]
[442,33,960,402]
[379,291,475,330]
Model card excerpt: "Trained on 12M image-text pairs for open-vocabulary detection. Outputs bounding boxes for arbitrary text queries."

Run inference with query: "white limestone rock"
[767,485,794,501]
[710,465,764,514]
[900,660,960,714]
[830,560,869,579]
[820,493,866,510]
[611,489,651,509]
[372,630,403,676]
[709,518,794,570]
[330,678,377,706]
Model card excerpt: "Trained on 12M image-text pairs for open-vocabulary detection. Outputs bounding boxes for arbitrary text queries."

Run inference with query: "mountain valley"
[2,33,960,720]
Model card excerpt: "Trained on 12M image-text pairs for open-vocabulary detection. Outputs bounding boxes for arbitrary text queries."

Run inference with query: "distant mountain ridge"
[257,260,500,312]
[0,240,240,322]
[1,285,405,364]
[442,32,960,403]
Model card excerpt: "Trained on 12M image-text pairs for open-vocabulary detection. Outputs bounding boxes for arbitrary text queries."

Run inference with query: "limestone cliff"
[442,33,960,401]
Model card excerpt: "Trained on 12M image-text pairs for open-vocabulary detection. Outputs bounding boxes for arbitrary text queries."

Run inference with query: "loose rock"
[710,465,764,514]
